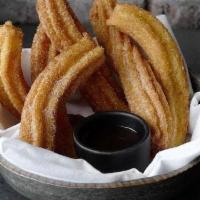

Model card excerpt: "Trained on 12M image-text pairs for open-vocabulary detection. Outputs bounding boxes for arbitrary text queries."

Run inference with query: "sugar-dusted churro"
[90,0,189,151]
[20,36,105,156]
[0,22,29,117]
[107,3,189,148]
[32,0,128,112]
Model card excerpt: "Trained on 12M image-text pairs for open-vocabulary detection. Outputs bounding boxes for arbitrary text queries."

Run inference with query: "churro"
[0,22,29,117]
[107,3,189,147]
[32,0,128,112]
[90,0,189,151]
[20,36,105,156]
[31,24,57,82]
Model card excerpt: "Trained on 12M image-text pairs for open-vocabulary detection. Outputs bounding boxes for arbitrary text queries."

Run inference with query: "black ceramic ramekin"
[74,112,151,173]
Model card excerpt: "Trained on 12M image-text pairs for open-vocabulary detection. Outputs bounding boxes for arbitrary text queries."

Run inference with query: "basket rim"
[0,155,199,189]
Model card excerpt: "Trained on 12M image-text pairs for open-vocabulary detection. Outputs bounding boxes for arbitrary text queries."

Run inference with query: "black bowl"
[0,70,198,200]
[1,156,200,200]
[74,112,151,173]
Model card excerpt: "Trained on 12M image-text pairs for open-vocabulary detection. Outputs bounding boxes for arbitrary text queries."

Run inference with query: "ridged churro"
[20,36,105,156]
[32,0,128,112]
[37,0,83,51]
[90,0,189,151]
[107,4,189,148]
[31,24,57,82]
[0,22,29,118]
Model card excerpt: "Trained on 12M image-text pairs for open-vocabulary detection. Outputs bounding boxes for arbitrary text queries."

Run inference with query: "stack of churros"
[20,0,128,156]
[0,0,189,156]
[32,0,128,112]
[90,0,189,152]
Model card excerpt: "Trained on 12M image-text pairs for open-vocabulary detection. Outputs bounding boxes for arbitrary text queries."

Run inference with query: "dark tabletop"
[0,25,200,200]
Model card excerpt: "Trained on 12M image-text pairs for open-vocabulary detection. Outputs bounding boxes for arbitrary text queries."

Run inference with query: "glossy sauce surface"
[81,125,142,152]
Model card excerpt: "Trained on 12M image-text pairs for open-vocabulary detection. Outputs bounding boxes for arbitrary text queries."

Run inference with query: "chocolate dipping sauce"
[80,125,142,152]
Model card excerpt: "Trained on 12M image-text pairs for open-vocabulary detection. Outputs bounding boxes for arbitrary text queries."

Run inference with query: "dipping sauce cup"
[74,112,150,173]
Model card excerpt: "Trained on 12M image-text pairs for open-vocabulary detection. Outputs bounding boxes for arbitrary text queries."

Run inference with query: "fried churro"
[107,4,189,147]
[33,0,128,112]
[0,22,29,117]
[20,36,105,156]
[31,24,57,82]
[37,0,83,51]
[90,0,189,151]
